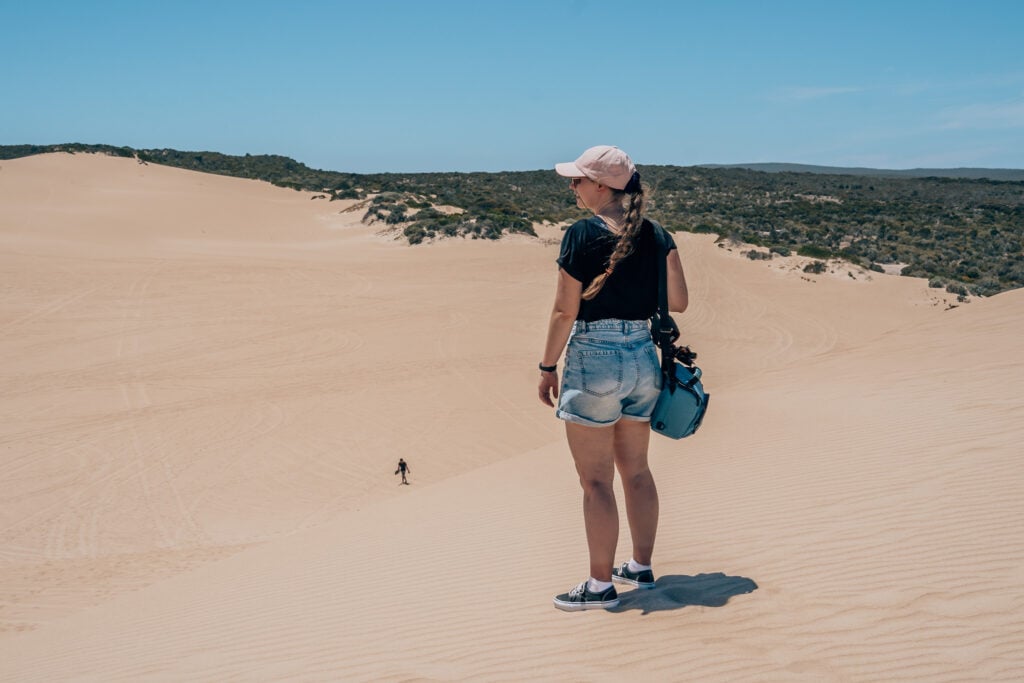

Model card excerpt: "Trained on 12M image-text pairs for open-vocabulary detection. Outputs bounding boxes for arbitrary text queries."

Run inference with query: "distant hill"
[700,163,1024,182]
[3,143,1023,296]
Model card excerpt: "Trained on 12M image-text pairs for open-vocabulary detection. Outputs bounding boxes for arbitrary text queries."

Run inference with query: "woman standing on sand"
[538,146,689,611]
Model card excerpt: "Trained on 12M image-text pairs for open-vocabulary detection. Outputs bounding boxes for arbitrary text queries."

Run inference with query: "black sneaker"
[611,562,656,589]
[553,581,619,611]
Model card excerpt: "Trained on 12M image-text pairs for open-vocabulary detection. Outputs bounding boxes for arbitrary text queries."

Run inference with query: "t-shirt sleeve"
[556,220,590,283]
[664,230,677,251]
[651,221,677,252]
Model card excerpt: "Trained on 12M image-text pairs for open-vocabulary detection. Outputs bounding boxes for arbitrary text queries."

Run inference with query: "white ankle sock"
[588,577,613,593]
[627,558,651,572]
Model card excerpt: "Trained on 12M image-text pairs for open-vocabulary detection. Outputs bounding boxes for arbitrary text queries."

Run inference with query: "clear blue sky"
[3,0,1022,173]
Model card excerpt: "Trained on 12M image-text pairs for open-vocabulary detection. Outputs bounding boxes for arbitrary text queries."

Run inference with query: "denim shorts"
[556,319,663,427]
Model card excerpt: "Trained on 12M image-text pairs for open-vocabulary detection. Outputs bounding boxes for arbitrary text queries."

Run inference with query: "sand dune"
[1,153,1022,681]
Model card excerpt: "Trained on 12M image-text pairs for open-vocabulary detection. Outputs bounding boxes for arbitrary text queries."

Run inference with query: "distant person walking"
[395,458,410,485]
[538,146,689,611]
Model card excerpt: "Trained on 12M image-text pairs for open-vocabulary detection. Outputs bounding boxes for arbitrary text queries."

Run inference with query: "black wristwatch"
[539,362,558,373]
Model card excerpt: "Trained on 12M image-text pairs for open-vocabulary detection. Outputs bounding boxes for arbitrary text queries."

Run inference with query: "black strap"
[649,220,679,383]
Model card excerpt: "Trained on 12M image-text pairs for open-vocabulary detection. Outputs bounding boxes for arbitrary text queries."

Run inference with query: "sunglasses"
[569,177,586,188]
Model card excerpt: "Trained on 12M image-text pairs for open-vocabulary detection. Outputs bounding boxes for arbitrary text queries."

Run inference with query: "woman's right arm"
[538,269,582,407]
[666,248,689,313]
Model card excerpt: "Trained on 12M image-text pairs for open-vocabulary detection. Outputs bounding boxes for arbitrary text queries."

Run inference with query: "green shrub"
[803,261,827,274]
[385,208,408,224]
[970,277,1002,297]
[403,225,430,244]
[798,244,833,259]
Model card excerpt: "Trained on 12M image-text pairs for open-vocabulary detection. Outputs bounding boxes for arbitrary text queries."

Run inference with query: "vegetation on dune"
[3,143,1023,296]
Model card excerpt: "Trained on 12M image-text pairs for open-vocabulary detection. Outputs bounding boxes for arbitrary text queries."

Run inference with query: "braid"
[581,184,647,300]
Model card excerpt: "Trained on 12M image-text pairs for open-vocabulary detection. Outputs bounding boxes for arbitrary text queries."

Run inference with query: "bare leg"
[564,421,618,581]
[613,420,659,566]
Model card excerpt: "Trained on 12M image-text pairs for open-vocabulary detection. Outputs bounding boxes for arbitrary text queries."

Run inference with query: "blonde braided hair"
[581,181,647,301]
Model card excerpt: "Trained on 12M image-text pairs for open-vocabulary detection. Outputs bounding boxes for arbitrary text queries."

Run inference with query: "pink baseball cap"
[555,145,638,192]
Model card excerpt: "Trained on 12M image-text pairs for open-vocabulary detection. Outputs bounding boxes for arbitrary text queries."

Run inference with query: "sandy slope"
[1,153,1022,681]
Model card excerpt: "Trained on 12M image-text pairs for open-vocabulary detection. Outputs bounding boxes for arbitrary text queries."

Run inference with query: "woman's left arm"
[538,268,582,407]
[666,248,689,313]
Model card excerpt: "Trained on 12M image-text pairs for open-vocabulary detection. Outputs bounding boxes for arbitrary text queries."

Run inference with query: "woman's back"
[557,217,675,322]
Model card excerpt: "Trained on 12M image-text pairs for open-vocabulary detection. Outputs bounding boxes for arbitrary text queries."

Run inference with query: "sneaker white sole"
[552,598,620,612]
[611,575,656,589]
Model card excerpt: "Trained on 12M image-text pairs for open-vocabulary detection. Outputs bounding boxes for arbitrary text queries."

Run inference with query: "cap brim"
[555,161,584,178]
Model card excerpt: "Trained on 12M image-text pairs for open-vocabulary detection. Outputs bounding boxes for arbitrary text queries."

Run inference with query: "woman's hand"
[538,370,560,407]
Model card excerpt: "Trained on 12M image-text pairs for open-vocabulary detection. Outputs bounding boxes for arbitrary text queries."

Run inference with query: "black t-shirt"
[557,217,677,322]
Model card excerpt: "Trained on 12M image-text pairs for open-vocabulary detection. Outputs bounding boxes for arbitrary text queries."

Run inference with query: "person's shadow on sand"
[609,573,758,614]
